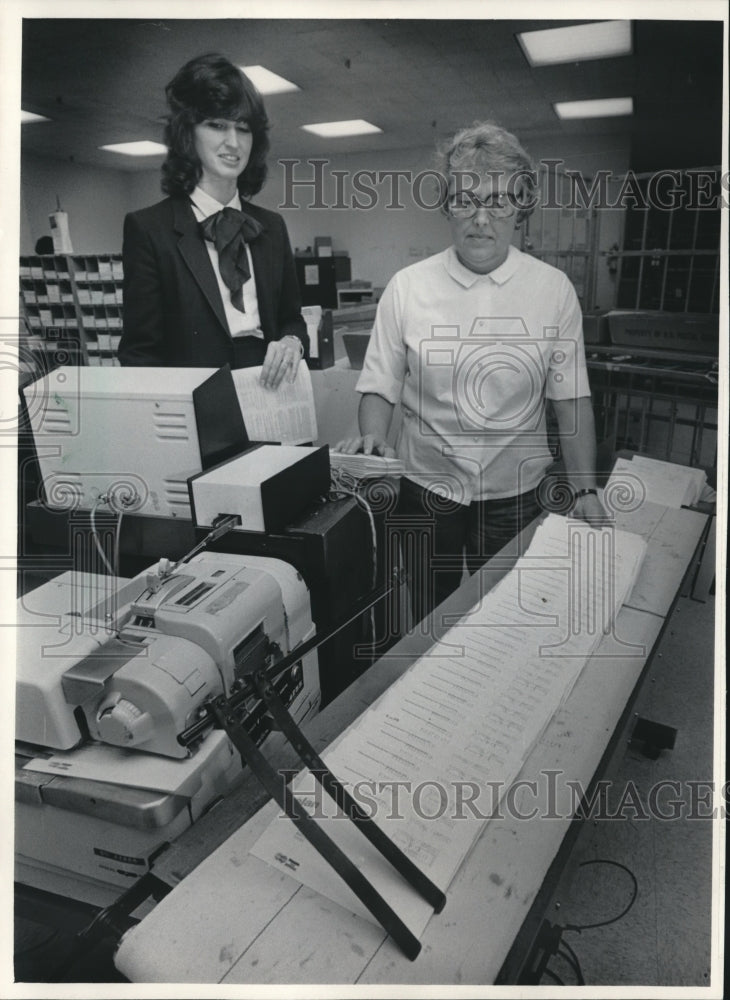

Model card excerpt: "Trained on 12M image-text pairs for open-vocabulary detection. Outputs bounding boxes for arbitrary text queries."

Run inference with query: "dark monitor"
[193,365,251,471]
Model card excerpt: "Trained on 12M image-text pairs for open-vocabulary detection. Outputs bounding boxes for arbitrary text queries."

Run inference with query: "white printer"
[16,550,320,906]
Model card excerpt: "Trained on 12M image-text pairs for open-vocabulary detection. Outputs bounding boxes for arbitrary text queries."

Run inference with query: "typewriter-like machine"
[16,365,439,962]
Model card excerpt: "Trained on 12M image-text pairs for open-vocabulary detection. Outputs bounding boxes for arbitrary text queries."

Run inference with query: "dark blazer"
[117,197,308,367]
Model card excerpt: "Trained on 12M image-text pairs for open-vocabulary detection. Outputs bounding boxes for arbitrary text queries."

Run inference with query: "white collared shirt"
[356,245,590,503]
[189,186,262,338]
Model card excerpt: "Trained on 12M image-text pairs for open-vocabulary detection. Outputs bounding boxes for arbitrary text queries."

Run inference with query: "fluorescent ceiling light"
[21,110,50,123]
[99,140,167,156]
[554,97,633,120]
[301,119,382,138]
[241,65,299,95]
[518,20,632,66]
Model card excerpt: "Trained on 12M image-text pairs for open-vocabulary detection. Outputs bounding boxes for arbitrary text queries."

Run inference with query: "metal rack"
[520,170,600,311]
[609,169,722,314]
[521,166,722,317]
[522,166,721,475]
[586,345,718,474]
[19,253,123,368]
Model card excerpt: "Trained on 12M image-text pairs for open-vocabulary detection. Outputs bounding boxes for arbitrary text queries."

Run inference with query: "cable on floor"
[564,858,639,932]
[535,857,637,985]
[559,938,585,982]
[557,944,585,985]
[541,968,565,985]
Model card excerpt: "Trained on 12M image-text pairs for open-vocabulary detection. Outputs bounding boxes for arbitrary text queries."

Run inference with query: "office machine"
[21,366,217,519]
[16,363,375,908]
[16,548,320,905]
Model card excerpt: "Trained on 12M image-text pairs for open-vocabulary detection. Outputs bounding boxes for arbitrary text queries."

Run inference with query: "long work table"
[113,499,711,985]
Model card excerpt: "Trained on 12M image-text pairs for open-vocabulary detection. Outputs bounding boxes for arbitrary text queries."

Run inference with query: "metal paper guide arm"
[211,667,446,961]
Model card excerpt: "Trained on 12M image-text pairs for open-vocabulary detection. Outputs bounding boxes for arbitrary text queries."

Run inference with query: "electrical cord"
[534,858,635,986]
[328,467,384,580]
[90,494,125,577]
[542,946,584,987]
[564,858,639,932]
[557,941,586,986]
[557,943,585,985]
[541,968,564,985]
[328,468,380,644]
[89,496,116,576]
[114,509,124,577]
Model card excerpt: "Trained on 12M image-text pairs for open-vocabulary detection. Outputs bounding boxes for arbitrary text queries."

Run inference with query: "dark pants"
[395,477,543,625]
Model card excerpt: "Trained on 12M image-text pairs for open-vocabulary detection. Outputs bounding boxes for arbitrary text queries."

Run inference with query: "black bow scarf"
[199,207,263,312]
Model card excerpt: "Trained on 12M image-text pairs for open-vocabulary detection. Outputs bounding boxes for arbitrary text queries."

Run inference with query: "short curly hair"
[433,121,537,222]
[161,53,270,199]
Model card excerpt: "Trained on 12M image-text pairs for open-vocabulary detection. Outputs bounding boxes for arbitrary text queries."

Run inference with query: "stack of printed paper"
[607,454,707,509]
[251,514,647,939]
[329,450,405,480]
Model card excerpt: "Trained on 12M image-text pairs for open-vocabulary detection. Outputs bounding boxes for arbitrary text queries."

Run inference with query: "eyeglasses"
[447,192,517,219]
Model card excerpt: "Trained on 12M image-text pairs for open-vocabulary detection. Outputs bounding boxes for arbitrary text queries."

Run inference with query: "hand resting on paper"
[259,336,303,390]
[571,490,610,527]
[333,434,396,459]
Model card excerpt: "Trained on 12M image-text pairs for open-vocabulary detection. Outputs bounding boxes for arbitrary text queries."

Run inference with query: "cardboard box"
[607,311,718,355]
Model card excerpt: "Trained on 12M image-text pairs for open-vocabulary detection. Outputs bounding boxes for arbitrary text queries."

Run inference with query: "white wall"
[257,146,449,290]
[21,131,630,304]
[126,169,165,216]
[20,152,133,255]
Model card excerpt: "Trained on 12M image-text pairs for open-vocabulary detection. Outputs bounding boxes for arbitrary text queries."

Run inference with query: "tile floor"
[539,591,717,987]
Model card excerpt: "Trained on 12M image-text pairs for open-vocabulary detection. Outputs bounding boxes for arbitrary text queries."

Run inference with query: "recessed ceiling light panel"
[99,141,167,156]
[554,97,634,119]
[518,20,632,67]
[301,119,382,138]
[21,110,51,124]
[241,65,300,95]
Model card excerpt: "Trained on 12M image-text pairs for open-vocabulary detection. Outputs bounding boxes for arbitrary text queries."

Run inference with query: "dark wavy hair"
[161,53,270,198]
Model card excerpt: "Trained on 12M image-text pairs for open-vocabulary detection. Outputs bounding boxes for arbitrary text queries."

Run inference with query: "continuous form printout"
[231,360,318,445]
[251,514,648,939]
[607,454,709,509]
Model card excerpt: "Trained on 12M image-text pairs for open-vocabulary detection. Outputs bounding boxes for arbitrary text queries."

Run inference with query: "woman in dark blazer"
[118,53,307,389]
